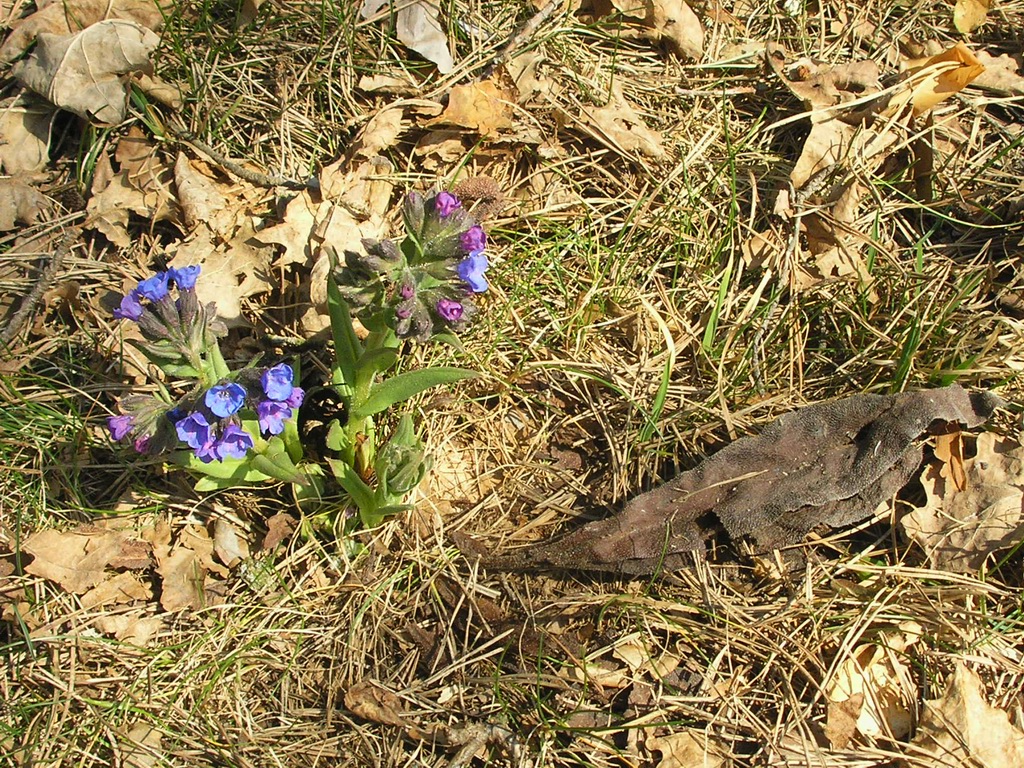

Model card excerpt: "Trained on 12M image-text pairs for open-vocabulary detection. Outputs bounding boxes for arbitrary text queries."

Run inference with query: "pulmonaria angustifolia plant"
[107,266,311,492]
[335,189,489,342]
[106,187,486,537]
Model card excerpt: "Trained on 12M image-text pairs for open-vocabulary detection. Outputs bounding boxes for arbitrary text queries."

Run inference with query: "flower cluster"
[107,266,305,465]
[335,189,490,342]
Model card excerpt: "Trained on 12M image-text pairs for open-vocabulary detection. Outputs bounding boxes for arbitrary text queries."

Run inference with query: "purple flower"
[286,388,304,408]
[456,253,489,293]
[214,424,254,460]
[436,298,464,322]
[113,291,144,321]
[261,364,294,402]
[169,265,201,290]
[136,272,170,302]
[176,411,212,450]
[108,414,134,441]
[133,435,151,454]
[434,191,461,217]
[400,283,415,300]
[257,400,292,435]
[205,383,246,418]
[460,225,486,255]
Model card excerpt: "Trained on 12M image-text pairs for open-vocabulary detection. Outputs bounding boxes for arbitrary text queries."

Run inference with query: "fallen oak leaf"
[345,680,407,727]
[429,79,517,136]
[0,176,48,231]
[0,92,57,174]
[933,422,967,492]
[892,43,985,117]
[13,20,159,124]
[23,527,130,593]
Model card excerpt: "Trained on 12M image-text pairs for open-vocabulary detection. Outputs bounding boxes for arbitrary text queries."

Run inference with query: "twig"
[481,0,563,79]
[1,227,81,348]
[163,117,311,191]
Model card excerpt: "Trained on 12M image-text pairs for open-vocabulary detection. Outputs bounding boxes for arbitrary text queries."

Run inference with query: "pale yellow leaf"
[430,79,516,135]
[954,0,990,34]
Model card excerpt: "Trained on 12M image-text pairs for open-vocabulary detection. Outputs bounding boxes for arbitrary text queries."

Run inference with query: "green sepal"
[327,458,377,525]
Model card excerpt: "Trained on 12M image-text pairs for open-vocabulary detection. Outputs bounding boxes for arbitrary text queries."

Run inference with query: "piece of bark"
[459,385,1001,574]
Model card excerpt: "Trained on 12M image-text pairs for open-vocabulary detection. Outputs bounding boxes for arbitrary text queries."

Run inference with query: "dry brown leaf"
[23,527,128,594]
[13,20,159,124]
[356,72,419,95]
[93,612,163,646]
[598,0,704,59]
[973,51,1024,96]
[414,130,467,170]
[934,424,968,492]
[430,79,516,135]
[0,93,56,174]
[0,176,47,231]
[121,723,163,768]
[395,0,454,74]
[80,571,151,609]
[345,680,407,726]
[236,0,264,27]
[262,512,296,550]
[172,153,232,235]
[155,545,204,612]
[86,127,178,246]
[909,664,1024,768]
[901,432,1024,573]
[954,0,990,34]
[0,0,166,62]
[825,621,922,746]
[895,43,985,117]
[648,730,727,768]
[351,106,405,156]
[213,519,249,569]
[584,85,664,159]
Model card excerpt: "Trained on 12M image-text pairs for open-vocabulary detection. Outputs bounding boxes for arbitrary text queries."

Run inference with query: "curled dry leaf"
[0,0,166,62]
[894,43,985,117]
[0,176,48,231]
[901,432,1024,573]
[583,85,664,159]
[648,730,727,768]
[345,680,407,727]
[908,664,1024,768]
[973,51,1024,96]
[594,0,704,59]
[0,93,56,174]
[13,20,160,124]
[396,0,454,74]
[953,0,990,34]
[429,79,517,136]
[825,621,923,748]
[462,385,1001,574]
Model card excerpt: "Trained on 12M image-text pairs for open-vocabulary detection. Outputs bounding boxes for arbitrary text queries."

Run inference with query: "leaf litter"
[3,0,1024,765]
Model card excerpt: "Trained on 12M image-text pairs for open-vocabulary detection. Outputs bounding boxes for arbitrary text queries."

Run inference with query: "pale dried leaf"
[173,153,229,234]
[122,723,163,768]
[167,217,275,324]
[357,72,419,95]
[0,93,56,174]
[396,0,454,74]
[429,79,516,135]
[24,528,131,594]
[973,51,1024,96]
[80,571,151,609]
[894,43,985,117]
[213,519,249,569]
[236,0,264,27]
[0,0,165,62]
[954,0,990,34]
[911,664,1024,767]
[901,432,1024,573]
[352,106,405,156]
[262,512,296,550]
[648,730,727,768]
[584,86,664,159]
[0,176,47,231]
[825,622,922,745]
[93,612,163,646]
[934,427,968,492]
[601,0,703,59]
[13,20,160,124]
[345,680,407,726]
[155,545,204,612]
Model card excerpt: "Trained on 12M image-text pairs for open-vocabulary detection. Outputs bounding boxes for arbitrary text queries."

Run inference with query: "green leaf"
[327,458,377,523]
[326,258,362,391]
[171,451,274,488]
[250,437,310,485]
[355,347,399,386]
[352,367,477,419]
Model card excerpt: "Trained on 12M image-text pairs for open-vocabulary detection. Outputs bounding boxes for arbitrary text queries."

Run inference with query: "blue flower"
[113,291,144,321]
[137,272,170,302]
[456,253,489,293]
[261,364,294,402]
[460,225,486,255]
[286,387,305,408]
[434,191,461,217]
[436,298,464,322]
[215,424,254,460]
[108,414,134,441]
[169,265,201,290]
[205,383,247,418]
[176,411,212,450]
[256,400,292,435]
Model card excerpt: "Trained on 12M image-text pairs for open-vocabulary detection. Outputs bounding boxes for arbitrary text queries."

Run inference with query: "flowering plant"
[106,188,487,534]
